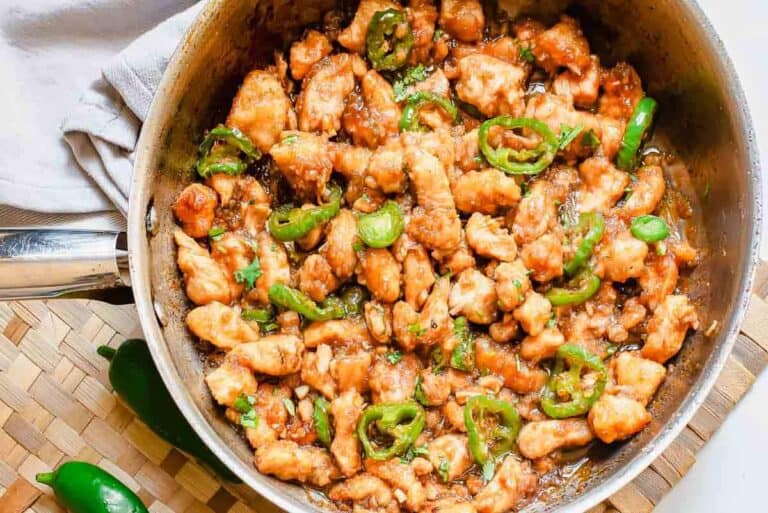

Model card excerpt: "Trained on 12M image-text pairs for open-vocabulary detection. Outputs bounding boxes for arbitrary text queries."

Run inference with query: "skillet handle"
[0,230,131,301]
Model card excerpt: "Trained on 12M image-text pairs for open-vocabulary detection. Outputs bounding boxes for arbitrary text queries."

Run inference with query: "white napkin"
[0,0,200,216]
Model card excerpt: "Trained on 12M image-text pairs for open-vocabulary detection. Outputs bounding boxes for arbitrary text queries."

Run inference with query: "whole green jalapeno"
[357,200,405,248]
[268,183,342,241]
[540,344,607,418]
[478,116,559,175]
[357,402,426,460]
[366,9,414,71]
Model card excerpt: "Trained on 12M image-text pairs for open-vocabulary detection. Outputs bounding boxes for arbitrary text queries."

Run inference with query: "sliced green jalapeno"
[563,212,605,276]
[546,268,601,306]
[464,396,521,466]
[366,9,414,71]
[399,92,460,132]
[540,344,607,418]
[357,201,405,248]
[617,97,658,171]
[450,316,475,371]
[339,285,368,315]
[313,397,333,448]
[268,183,342,241]
[478,117,559,175]
[196,124,261,178]
[268,283,346,321]
[357,402,426,460]
[630,214,669,242]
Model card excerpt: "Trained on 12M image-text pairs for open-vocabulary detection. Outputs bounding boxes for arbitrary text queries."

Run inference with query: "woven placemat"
[0,267,766,513]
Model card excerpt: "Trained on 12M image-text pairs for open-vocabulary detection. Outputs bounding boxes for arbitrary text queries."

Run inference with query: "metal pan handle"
[0,230,131,300]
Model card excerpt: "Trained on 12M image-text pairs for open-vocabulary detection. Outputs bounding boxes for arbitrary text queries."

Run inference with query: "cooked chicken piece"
[321,209,360,281]
[442,400,467,433]
[290,30,334,80]
[369,353,422,403]
[454,129,482,173]
[299,254,340,302]
[520,233,564,283]
[417,368,451,406]
[174,229,231,305]
[465,213,517,262]
[239,178,272,236]
[452,169,521,215]
[638,253,679,311]
[330,389,365,477]
[206,174,237,205]
[328,474,397,513]
[520,327,564,363]
[278,310,302,336]
[255,440,339,486]
[514,292,552,336]
[588,394,652,444]
[451,35,529,67]
[494,260,531,312]
[186,302,259,349]
[209,232,253,299]
[366,137,407,194]
[455,55,526,118]
[404,244,435,310]
[616,165,666,220]
[473,456,537,513]
[294,206,326,251]
[428,434,472,482]
[358,248,402,303]
[301,344,337,399]
[578,157,630,213]
[229,335,304,376]
[304,319,373,347]
[531,16,591,75]
[617,297,647,333]
[405,68,450,99]
[270,131,333,200]
[226,70,292,153]
[439,0,484,42]
[642,295,699,363]
[393,278,451,350]
[449,269,498,324]
[599,62,644,121]
[611,351,666,405]
[512,181,557,244]
[366,458,427,512]
[344,70,401,148]
[595,230,648,283]
[365,301,393,343]
[433,501,476,513]
[297,54,357,136]
[435,238,477,277]
[405,146,462,253]
[552,55,600,107]
[475,337,548,394]
[337,0,401,54]
[489,313,520,343]
[513,17,545,42]
[248,231,291,305]
[517,419,594,459]
[331,143,373,204]
[239,383,291,448]
[332,350,373,393]
[173,183,217,239]
[205,360,257,407]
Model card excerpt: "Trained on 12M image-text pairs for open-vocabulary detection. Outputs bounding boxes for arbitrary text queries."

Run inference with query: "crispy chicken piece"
[449,269,498,324]
[210,232,253,299]
[578,157,630,213]
[588,394,651,444]
[302,344,337,399]
[455,55,526,118]
[517,419,594,459]
[393,278,451,350]
[331,143,373,204]
[322,209,360,281]
[297,54,358,136]
[365,301,393,343]
[611,351,667,406]
[366,137,407,194]
[616,165,666,220]
[519,327,564,363]
[439,0,484,42]
[473,456,537,513]
[328,474,397,513]
[454,128,482,173]
[358,248,402,303]
[304,319,373,348]
[417,368,451,406]
[406,0,439,65]
[366,458,427,512]
[299,254,340,302]
[226,70,292,153]
[514,292,552,336]
[428,435,473,482]
[332,350,373,393]
[330,389,365,477]
[520,233,564,283]
[404,244,435,310]
[248,231,291,305]
[452,169,521,215]
[270,131,333,200]
[531,15,591,75]
[369,353,422,403]
[465,213,518,262]
[344,70,401,148]
[174,229,231,305]
[512,180,557,245]
[186,302,259,349]
[205,174,237,205]
[642,295,699,363]
[255,441,340,486]
[553,55,600,107]
[406,68,450,99]
[494,260,531,312]
[228,335,305,376]
[338,0,401,54]
[290,29,334,80]
[638,253,679,311]
[475,337,548,394]
[205,360,257,407]
[489,313,520,344]
[599,62,645,121]
[173,183,217,238]
[595,230,648,283]
[239,178,272,236]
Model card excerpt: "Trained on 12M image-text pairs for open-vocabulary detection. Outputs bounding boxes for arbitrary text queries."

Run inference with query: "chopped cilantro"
[282,134,299,145]
[558,124,585,150]
[352,241,365,252]
[546,314,557,329]
[437,458,450,482]
[414,376,428,405]
[386,351,403,364]
[408,323,427,337]
[233,393,258,429]
[208,227,225,240]
[432,28,444,42]
[581,129,601,148]
[393,64,431,102]
[512,279,522,289]
[234,255,262,289]
[240,409,258,429]
[450,317,475,371]
[519,45,534,63]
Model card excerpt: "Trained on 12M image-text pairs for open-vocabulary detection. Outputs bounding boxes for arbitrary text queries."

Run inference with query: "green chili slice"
[399,92,460,132]
[546,268,601,306]
[630,214,669,242]
[450,316,475,371]
[268,283,346,321]
[357,402,426,460]
[196,124,261,178]
[366,9,414,71]
[478,117,559,175]
[563,212,605,276]
[464,396,521,466]
[357,201,405,248]
[617,97,658,171]
[268,184,342,241]
[313,397,333,448]
[339,285,368,316]
[540,344,607,418]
